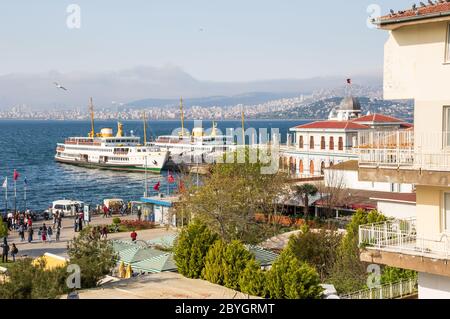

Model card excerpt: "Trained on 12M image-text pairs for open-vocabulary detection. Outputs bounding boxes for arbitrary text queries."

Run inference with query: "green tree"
[381,266,417,284]
[0,221,8,238]
[238,259,267,298]
[293,184,318,219]
[222,240,254,290]
[287,227,342,282]
[329,209,386,294]
[176,149,287,244]
[67,226,116,289]
[202,239,227,285]
[0,258,69,299]
[173,219,218,279]
[266,249,323,299]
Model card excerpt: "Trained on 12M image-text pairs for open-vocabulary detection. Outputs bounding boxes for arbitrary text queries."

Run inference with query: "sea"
[0,119,310,211]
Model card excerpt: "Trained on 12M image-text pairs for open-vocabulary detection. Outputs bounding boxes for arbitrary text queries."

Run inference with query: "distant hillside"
[126,92,305,108]
[254,97,414,120]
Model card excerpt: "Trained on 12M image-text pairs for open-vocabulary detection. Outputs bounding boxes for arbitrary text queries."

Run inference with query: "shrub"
[120,220,155,231]
[67,226,117,288]
[0,221,8,238]
[173,219,218,279]
[238,259,267,297]
[112,217,121,225]
[0,259,69,299]
[266,249,323,299]
[202,239,227,285]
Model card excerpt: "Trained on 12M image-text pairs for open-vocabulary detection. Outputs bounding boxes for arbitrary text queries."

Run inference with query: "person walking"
[74,216,78,232]
[10,243,18,262]
[137,208,142,221]
[78,216,83,232]
[1,238,9,263]
[130,230,137,242]
[47,226,53,242]
[101,226,108,239]
[27,226,34,243]
[18,223,25,242]
[55,226,61,242]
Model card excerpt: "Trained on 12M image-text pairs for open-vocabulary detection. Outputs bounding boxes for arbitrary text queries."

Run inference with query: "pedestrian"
[10,243,18,262]
[57,214,62,229]
[18,223,25,242]
[102,205,108,218]
[41,227,47,243]
[27,227,34,243]
[101,226,108,239]
[78,216,83,232]
[74,216,78,232]
[130,230,137,242]
[137,208,142,221]
[56,226,61,242]
[1,238,9,263]
[47,226,53,242]
[53,212,58,227]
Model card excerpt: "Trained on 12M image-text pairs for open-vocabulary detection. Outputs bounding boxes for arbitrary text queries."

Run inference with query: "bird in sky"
[54,82,67,91]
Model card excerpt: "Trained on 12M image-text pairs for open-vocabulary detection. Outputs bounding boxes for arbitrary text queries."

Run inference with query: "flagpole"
[4,178,7,215]
[24,180,27,211]
[14,179,16,213]
[144,156,148,197]
[167,170,170,196]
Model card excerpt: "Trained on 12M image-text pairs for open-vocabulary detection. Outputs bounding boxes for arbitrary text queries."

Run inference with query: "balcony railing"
[341,277,418,299]
[357,130,450,171]
[359,218,450,260]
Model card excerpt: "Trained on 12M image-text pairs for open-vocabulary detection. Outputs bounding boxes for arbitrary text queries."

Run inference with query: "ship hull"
[55,157,164,173]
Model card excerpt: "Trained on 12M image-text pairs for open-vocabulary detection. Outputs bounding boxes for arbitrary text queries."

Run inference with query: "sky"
[0,0,414,82]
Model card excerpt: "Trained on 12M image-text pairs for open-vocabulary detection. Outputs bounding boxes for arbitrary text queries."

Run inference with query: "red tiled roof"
[379,2,450,23]
[352,113,404,123]
[294,121,369,130]
[370,192,416,204]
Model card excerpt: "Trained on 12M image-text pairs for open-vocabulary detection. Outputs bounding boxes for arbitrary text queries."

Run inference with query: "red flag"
[13,169,19,181]
[346,78,352,85]
[153,181,160,191]
[168,171,175,184]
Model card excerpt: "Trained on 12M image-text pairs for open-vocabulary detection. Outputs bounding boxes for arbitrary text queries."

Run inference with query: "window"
[444,106,450,148]
[446,24,450,62]
[320,136,326,150]
[299,135,304,149]
[338,137,344,151]
[310,136,314,150]
[329,137,334,150]
[444,193,450,232]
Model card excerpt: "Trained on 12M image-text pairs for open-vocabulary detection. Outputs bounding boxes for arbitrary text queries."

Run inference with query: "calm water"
[0,119,308,211]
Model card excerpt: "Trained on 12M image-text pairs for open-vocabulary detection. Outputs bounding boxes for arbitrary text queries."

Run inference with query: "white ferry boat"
[55,99,169,173]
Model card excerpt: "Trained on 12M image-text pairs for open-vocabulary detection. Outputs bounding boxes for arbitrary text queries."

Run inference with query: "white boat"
[55,98,169,173]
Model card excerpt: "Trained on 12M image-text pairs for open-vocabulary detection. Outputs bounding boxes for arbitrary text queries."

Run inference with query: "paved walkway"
[6,215,177,258]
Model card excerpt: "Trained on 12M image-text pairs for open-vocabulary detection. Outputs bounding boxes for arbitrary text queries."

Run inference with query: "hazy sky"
[0,0,412,81]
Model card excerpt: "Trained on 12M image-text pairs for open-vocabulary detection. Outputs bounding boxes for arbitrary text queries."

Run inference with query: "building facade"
[357,3,450,299]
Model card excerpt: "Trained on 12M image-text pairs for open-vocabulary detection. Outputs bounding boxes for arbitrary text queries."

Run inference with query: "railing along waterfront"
[341,278,418,299]
[357,130,450,171]
[359,218,450,260]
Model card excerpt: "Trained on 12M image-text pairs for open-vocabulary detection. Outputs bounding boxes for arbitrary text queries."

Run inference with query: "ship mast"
[180,97,185,137]
[241,105,245,146]
[89,97,95,138]
[143,111,147,145]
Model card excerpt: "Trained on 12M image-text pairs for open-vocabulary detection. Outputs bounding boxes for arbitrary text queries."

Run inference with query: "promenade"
[5,214,177,259]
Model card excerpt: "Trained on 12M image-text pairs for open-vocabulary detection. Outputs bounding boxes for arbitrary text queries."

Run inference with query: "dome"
[338,96,361,112]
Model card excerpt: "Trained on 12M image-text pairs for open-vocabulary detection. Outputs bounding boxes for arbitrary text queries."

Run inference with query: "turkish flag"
[153,181,161,191]
[13,169,19,181]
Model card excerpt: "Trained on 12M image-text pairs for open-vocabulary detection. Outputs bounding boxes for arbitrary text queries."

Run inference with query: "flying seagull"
[54,82,67,91]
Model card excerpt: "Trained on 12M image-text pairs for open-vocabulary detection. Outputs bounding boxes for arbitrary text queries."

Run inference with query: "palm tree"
[294,184,318,219]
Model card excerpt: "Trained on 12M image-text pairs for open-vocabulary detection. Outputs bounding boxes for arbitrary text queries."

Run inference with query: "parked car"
[49,200,85,217]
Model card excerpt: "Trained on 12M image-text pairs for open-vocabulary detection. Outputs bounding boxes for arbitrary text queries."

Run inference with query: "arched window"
[289,157,296,175]
[321,136,326,150]
[329,161,334,168]
[329,136,334,150]
[321,161,325,175]
[338,137,344,151]
[310,136,314,150]
[299,160,304,174]
[310,160,315,176]
[299,135,304,149]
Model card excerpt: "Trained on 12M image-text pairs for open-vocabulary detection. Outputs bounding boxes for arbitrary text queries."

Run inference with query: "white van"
[51,200,84,217]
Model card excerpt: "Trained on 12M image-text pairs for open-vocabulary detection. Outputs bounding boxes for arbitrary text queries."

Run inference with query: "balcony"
[359,219,450,276]
[357,130,450,185]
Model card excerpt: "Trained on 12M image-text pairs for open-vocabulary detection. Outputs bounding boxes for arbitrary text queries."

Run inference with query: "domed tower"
[329,96,362,121]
